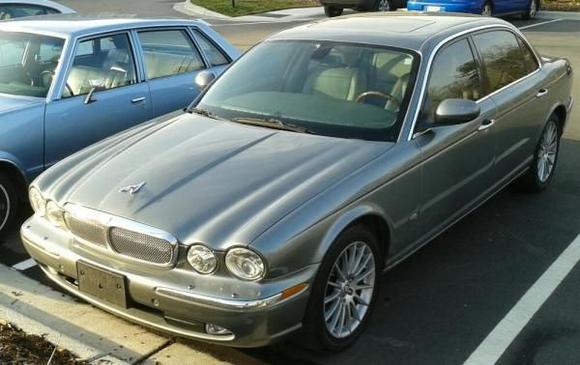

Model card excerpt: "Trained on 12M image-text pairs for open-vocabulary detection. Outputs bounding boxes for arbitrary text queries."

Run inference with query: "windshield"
[0,32,64,97]
[197,40,418,141]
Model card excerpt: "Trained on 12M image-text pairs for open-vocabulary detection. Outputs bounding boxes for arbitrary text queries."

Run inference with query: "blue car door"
[135,28,208,116]
[494,0,525,14]
[44,32,153,167]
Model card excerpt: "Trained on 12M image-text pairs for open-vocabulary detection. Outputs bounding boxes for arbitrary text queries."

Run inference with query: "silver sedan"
[21,13,573,350]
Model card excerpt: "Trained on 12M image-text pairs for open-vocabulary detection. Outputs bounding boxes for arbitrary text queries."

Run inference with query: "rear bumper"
[21,216,317,347]
[407,1,481,13]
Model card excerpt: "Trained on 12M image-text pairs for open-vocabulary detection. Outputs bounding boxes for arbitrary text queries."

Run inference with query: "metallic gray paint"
[22,14,574,347]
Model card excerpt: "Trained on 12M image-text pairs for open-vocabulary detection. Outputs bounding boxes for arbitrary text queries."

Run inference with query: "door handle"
[536,88,549,98]
[131,97,146,104]
[478,119,495,132]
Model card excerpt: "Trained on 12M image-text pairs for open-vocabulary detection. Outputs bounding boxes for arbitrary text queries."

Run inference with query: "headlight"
[225,247,265,281]
[187,244,217,274]
[46,201,66,229]
[28,188,46,217]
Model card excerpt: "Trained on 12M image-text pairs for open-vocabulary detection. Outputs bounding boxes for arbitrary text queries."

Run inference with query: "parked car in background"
[407,0,540,19]
[0,0,74,20]
[22,13,573,350]
[0,16,239,236]
[321,0,407,17]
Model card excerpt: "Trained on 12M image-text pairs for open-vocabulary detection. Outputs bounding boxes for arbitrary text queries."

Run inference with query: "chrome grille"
[108,227,174,265]
[65,213,107,246]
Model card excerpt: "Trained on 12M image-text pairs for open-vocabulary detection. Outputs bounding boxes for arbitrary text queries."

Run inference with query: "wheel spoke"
[354,266,375,283]
[333,262,346,281]
[353,293,369,306]
[325,296,341,321]
[324,290,341,304]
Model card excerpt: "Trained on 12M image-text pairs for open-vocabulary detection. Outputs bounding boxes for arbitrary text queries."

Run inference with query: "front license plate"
[77,262,127,308]
[425,5,443,12]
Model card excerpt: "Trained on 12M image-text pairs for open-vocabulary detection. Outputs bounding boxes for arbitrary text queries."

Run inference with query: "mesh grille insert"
[108,227,174,265]
[65,213,107,246]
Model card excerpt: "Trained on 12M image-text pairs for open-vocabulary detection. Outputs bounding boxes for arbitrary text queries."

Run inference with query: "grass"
[191,0,319,16]
[543,0,580,11]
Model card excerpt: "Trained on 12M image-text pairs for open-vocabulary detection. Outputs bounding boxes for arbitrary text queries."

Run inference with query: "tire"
[0,173,18,238]
[375,0,392,12]
[301,224,383,352]
[481,1,493,16]
[517,115,561,193]
[324,5,343,17]
[522,0,538,20]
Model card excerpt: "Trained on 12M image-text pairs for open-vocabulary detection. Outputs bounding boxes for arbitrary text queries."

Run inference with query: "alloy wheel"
[323,241,376,339]
[482,3,492,16]
[537,121,558,183]
[0,184,10,232]
[377,0,391,12]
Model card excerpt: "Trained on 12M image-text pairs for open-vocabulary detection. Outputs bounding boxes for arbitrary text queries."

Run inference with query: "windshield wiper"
[189,107,224,121]
[231,117,314,134]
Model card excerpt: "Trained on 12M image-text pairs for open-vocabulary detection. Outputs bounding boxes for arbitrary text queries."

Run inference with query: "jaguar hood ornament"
[119,182,146,195]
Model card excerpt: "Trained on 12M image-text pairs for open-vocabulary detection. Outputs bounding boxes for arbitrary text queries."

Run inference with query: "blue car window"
[192,29,229,67]
[138,29,205,80]
[0,32,64,97]
[63,33,137,97]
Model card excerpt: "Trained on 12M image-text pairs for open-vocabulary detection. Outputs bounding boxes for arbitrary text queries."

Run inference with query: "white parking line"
[518,18,563,30]
[464,234,580,365]
[12,258,37,271]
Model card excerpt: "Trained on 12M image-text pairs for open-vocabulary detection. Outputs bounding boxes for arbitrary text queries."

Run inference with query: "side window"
[0,4,47,19]
[517,36,539,74]
[138,29,205,80]
[424,39,482,121]
[45,7,61,14]
[191,29,229,67]
[63,33,136,97]
[473,31,529,95]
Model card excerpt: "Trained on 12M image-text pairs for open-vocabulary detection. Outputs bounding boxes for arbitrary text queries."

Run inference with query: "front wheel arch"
[316,206,392,267]
[0,160,28,202]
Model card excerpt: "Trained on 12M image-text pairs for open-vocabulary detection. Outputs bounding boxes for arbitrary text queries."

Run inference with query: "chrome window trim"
[65,204,179,268]
[407,24,543,141]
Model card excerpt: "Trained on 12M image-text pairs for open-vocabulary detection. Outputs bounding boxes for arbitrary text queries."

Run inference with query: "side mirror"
[194,71,216,91]
[434,99,480,126]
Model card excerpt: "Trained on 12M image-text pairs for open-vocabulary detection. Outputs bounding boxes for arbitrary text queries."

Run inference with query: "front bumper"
[21,216,317,347]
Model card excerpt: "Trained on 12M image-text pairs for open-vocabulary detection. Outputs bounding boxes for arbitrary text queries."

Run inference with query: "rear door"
[135,28,207,116]
[44,32,153,166]
[471,29,547,182]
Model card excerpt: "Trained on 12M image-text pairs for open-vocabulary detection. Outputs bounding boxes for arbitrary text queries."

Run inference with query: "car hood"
[40,114,392,250]
[0,95,43,114]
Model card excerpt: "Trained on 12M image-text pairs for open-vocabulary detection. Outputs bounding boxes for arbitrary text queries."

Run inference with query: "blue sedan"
[407,0,539,19]
[0,16,239,235]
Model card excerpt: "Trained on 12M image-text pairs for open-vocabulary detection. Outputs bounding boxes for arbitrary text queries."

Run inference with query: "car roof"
[0,0,75,13]
[269,12,515,52]
[0,14,206,39]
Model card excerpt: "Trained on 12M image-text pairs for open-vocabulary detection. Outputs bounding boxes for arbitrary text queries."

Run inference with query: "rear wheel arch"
[552,104,567,135]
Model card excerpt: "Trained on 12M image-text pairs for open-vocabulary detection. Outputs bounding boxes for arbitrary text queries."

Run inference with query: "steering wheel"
[39,70,74,96]
[355,91,401,109]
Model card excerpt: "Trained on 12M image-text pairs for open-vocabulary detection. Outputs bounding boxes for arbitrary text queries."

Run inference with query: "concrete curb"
[540,10,580,20]
[0,264,171,363]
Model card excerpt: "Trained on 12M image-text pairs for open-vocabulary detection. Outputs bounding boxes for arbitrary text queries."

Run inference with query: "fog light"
[205,323,232,336]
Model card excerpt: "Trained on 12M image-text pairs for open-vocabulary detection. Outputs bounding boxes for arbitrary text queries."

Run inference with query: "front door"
[44,32,153,167]
[414,38,496,239]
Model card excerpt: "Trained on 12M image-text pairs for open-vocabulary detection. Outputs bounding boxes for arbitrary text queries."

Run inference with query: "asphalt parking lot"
[1,5,579,365]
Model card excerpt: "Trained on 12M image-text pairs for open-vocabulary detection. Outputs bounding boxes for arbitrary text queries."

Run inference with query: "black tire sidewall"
[302,224,383,352]
[0,173,18,237]
[324,5,343,17]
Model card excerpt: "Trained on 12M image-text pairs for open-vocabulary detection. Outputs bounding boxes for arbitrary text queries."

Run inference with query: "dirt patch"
[0,322,87,365]
[543,0,580,11]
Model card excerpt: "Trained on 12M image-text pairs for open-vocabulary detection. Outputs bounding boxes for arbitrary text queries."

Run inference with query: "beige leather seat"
[304,46,367,101]
[143,51,203,79]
